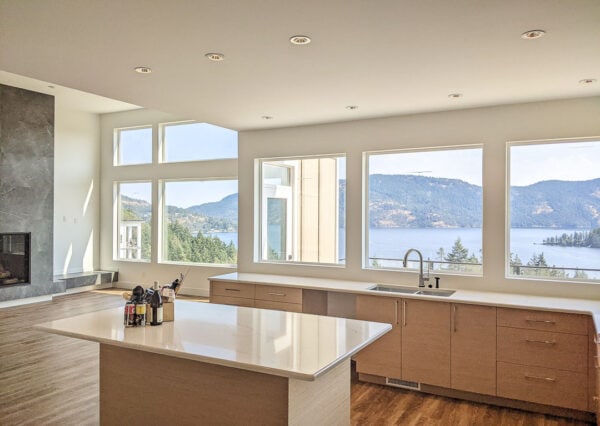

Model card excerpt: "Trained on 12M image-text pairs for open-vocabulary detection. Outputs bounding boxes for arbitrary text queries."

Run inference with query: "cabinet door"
[451,303,496,395]
[402,299,450,387]
[354,295,401,379]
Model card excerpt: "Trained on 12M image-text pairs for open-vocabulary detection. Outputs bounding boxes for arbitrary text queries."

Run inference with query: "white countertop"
[210,272,600,337]
[35,301,391,381]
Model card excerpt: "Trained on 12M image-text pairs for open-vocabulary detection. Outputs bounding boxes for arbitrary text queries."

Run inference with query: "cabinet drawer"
[254,300,302,313]
[211,281,255,299]
[255,285,302,304]
[497,361,588,411]
[497,327,587,373]
[210,295,255,308]
[497,308,587,335]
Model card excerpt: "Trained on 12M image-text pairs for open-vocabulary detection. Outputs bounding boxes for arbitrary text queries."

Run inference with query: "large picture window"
[365,147,483,274]
[160,121,237,163]
[114,126,152,166]
[258,155,346,265]
[116,182,152,261]
[508,140,600,282]
[161,180,238,265]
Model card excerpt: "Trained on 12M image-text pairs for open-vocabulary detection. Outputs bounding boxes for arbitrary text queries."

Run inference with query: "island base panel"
[99,344,350,425]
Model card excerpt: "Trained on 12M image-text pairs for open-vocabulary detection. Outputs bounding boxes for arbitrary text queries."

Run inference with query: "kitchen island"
[35,300,391,426]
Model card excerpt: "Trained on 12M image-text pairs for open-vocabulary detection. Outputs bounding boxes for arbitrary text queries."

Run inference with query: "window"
[508,139,600,282]
[161,180,238,265]
[257,155,346,265]
[115,126,152,165]
[160,122,237,163]
[365,147,483,274]
[116,182,152,261]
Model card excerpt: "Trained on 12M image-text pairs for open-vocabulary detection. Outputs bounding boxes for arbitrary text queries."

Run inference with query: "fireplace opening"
[0,233,30,286]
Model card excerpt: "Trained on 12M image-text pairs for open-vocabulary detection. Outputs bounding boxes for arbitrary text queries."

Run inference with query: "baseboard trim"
[0,294,53,309]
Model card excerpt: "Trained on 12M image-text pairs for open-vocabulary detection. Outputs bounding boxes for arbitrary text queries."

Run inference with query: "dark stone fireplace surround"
[0,84,58,302]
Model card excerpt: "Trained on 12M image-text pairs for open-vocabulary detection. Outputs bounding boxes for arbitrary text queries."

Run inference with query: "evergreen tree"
[445,238,469,263]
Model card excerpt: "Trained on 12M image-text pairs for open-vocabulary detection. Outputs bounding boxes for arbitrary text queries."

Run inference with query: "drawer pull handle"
[525,319,556,324]
[267,292,286,297]
[525,339,556,345]
[524,374,556,382]
[225,288,241,292]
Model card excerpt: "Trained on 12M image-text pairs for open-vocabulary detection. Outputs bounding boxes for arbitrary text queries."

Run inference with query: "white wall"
[238,96,600,300]
[53,106,100,275]
[99,109,237,295]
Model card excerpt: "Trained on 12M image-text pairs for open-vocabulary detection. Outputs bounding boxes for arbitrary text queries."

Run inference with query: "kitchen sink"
[368,285,420,294]
[368,285,455,297]
[414,289,455,297]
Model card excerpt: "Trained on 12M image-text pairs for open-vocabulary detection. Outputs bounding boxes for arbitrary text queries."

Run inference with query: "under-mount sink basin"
[368,285,455,297]
[414,289,455,297]
[368,285,419,294]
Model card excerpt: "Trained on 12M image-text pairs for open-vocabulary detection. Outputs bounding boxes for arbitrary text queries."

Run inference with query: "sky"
[119,122,237,165]
[369,148,482,185]
[510,141,600,186]
[119,128,600,204]
[368,141,600,187]
[118,122,238,207]
[120,180,238,208]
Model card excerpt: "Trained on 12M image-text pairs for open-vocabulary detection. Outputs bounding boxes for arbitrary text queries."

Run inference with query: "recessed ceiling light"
[134,66,152,74]
[579,78,597,85]
[205,53,225,61]
[448,93,462,99]
[521,29,546,40]
[290,35,311,45]
[345,105,358,110]
[261,115,274,120]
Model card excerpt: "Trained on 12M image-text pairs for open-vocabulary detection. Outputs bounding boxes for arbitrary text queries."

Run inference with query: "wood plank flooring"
[0,290,593,425]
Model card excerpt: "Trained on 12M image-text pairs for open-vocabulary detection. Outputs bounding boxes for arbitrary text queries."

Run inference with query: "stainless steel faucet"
[402,248,430,288]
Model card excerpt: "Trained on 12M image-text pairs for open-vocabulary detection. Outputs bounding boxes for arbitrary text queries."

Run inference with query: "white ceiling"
[0,0,599,130]
[0,70,138,114]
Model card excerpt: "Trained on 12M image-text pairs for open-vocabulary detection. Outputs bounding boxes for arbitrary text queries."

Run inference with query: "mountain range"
[122,176,600,232]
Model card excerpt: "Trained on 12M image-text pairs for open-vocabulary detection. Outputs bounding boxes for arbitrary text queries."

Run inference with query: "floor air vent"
[385,378,421,390]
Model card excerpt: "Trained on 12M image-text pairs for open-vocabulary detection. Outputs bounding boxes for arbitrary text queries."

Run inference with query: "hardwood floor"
[0,290,593,425]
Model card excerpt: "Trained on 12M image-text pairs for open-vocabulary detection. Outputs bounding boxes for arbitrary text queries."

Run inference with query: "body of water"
[209,228,600,276]
[368,227,600,270]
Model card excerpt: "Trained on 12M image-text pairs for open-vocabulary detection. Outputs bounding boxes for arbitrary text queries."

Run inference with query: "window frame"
[363,144,484,275]
[113,125,153,166]
[113,180,153,263]
[505,136,600,283]
[255,154,346,267]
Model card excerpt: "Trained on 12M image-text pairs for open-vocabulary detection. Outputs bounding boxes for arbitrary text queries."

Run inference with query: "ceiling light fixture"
[205,53,225,61]
[448,93,462,99]
[579,78,597,84]
[521,29,546,40]
[134,66,152,74]
[290,35,311,45]
[345,105,358,110]
[261,115,274,120]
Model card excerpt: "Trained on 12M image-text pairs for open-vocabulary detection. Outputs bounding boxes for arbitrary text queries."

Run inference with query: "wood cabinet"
[210,280,302,312]
[354,295,401,379]
[401,299,450,388]
[450,303,496,395]
[497,307,589,412]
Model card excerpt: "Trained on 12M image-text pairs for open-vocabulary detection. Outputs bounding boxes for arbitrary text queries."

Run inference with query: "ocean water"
[208,228,600,276]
